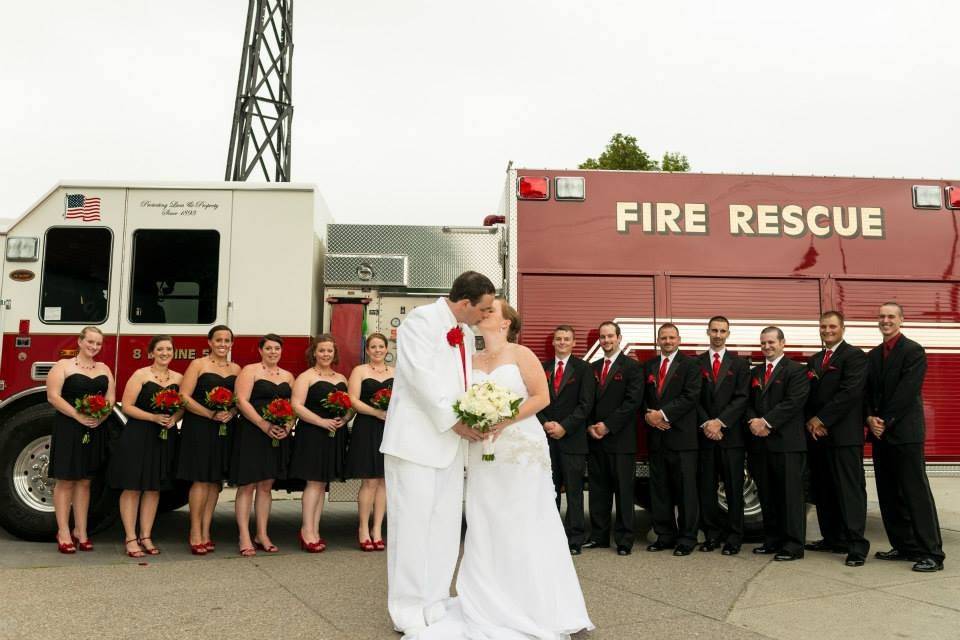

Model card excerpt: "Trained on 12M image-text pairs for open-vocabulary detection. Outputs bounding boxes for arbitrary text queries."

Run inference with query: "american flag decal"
[65,194,102,221]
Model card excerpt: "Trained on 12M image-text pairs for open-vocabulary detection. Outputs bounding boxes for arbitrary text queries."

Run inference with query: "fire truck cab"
[0,181,327,540]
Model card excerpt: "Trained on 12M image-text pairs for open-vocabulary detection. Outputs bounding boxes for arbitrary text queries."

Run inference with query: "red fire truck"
[2,170,958,540]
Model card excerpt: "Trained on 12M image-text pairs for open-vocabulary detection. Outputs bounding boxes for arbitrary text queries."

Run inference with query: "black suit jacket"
[695,351,750,449]
[642,352,702,452]
[865,334,927,445]
[588,353,643,454]
[537,356,595,455]
[746,358,810,453]
[805,341,868,448]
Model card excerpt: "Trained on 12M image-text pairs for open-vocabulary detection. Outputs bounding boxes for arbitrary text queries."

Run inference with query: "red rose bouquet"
[150,388,185,440]
[323,390,352,437]
[74,394,111,444]
[261,398,295,447]
[370,387,392,411]
[205,386,235,436]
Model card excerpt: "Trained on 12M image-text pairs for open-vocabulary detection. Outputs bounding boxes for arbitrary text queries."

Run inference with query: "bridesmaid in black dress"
[345,333,393,551]
[177,325,241,555]
[109,335,183,557]
[290,334,351,552]
[46,326,116,553]
[232,333,294,556]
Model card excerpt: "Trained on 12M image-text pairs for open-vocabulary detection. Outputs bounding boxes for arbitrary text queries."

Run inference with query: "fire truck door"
[114,190,233,386]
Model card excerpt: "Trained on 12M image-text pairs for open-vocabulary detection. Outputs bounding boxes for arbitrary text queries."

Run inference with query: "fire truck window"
[129,230,219,325]
[40,227,112,324]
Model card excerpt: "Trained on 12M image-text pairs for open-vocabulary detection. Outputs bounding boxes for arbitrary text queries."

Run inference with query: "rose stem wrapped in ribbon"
[453,381,522,461]
[205,386,235,436]
[261,398,295,447]
[370,387,392,411]
[74,394,112,444]
[322,390,352,437]
[150,388,185,440]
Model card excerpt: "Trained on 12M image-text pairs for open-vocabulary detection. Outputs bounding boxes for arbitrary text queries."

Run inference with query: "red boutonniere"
[594,372,601,382]
[751,377,761,389]
[701,369,711,380]
[807,370,819,381]
[613,372,623,382]
[446,327,464,347]
[646,374,656,385]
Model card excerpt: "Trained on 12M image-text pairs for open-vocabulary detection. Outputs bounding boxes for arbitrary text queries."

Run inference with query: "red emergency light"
[947,186,960,210]
[517,176,549,200]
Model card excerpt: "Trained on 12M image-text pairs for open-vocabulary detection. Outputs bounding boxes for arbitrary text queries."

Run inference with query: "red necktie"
[764,362,773,384]
[712,353,721,381]
[657,357,670,394]
[600,359,611,385]
[554,360,564,394]
[822,349,832,369]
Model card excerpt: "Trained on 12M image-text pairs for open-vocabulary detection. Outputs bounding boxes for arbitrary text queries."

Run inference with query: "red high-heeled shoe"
[204,540,216,552]
[125,539,145,558]
[56,536,77,554]
[138,536,160,556]
[299,532,324,553]
[373,539,386,551]
[189,543,208,555]
[254,540,279,553]
[71,534,94,552]
[359,537,376,552]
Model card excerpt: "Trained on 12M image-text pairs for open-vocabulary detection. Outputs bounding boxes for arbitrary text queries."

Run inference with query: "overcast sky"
[3,0,958,229]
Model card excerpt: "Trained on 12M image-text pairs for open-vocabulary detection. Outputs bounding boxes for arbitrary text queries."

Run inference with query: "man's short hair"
[553,324,576,338]
[760,326,785,341]
[880,301,905,319]
[598,321,621,337]
[707,315,730,327]
[449,271,496,304]
[820,310,845,325]
[658,322,680,336]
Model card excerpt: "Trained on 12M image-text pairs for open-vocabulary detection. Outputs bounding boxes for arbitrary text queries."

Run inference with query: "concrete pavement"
[0,479,957,639]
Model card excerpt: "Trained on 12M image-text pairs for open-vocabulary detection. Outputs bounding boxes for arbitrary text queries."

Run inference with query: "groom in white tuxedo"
[380,271,496,635]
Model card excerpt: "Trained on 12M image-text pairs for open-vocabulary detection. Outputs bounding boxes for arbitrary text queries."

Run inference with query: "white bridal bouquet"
[453,381,523,461]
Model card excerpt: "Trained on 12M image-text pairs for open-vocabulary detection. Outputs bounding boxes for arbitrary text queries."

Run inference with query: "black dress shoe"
[581,540,609,549]
[752,545,779,555]
[805,539,846,553]
[673,544,694,556]
[874,549,915,562]
[699,539,721,552]
[912,558,944,573]
[844,554,865,567]
[646,541,675,552]
[774,551,803,561]
[569,544,581,556]
[616,545,632,556]
[721,543,741,556]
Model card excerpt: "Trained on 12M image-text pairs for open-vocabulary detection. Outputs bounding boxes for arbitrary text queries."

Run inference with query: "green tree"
[578,133,690,172]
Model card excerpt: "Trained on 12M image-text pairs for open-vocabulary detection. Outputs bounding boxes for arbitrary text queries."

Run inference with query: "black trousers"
[649,448,699,547]
[872,440,945,562]
[809,443,870,557]
[749,448,807,555]
[549,445,587,544]
[698,446,745,546]
[587,450,635,548]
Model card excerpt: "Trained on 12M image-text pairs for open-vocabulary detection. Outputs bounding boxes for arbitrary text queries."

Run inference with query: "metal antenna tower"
[225,0,294,182]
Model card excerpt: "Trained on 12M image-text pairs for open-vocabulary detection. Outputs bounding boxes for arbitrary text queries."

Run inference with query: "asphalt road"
[1,478,958,640]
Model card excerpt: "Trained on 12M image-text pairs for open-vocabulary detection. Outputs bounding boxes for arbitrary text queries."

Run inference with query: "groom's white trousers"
[384,448,465,632]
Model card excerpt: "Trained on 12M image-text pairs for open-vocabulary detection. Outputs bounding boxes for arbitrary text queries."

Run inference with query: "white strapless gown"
[415,364,594,640]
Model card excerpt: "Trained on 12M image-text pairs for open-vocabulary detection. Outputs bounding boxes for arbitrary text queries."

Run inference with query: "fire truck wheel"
[158,480,191,513]
[0,404,117,541]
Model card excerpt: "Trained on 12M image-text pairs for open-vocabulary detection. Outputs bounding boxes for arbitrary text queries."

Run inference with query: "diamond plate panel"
[326,224,504,292]
[325,254,408,286]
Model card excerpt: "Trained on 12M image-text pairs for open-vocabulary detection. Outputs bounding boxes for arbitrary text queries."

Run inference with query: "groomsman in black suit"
[866,302,945,572]
[696,316,750,555]
[804,311,870,567]
[746,327,810,561]
[583,321,643,556]
[538,325,596,555]
[643,323,703,556]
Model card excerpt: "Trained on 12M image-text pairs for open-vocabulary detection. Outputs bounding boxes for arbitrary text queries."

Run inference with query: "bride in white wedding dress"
[416,298,593,640]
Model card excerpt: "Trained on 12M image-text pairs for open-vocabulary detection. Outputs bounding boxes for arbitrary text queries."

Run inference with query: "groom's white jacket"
[380,297,474,469]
